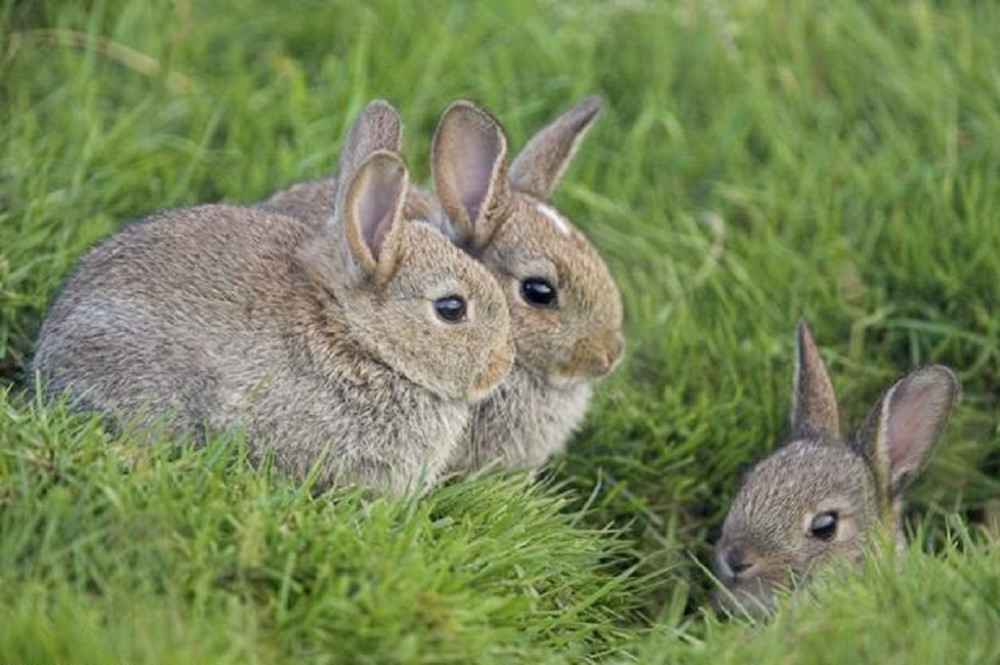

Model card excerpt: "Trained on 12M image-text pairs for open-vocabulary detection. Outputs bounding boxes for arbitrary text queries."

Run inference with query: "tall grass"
[2,0,998,662]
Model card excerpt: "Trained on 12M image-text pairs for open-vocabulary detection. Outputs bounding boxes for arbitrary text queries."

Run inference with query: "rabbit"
[31,100,515,496]
[428,97,625,474]
[712,319,960,616]
[260,96,625,474]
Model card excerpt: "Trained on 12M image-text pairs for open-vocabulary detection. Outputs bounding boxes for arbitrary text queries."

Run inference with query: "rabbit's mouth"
[543,364,604,390]
[550,331,626,385]
[466,336,516,403]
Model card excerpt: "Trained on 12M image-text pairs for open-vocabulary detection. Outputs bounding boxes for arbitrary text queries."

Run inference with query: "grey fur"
[259,96,624,475]
[508,94,602,200]
[447,366,594,472]
[32,103,515,496]
[260,175,339,222]
[430,98,624,475]
[713,319,959,615]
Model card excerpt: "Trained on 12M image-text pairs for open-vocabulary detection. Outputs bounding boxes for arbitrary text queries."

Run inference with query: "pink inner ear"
[455,130,501,223]
[354,161,402,262]
[883,370,956,490]
[367,210,394,260]
[463,192,483,224]
[436,105,505,228]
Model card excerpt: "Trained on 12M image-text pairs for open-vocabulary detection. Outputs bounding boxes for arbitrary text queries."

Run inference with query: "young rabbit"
[31,100,515,496]
[713,319,960,615]
[261,96,625,474]
[428,97,625,474]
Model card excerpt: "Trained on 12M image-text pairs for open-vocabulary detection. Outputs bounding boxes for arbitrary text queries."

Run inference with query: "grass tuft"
[2,0,998,661]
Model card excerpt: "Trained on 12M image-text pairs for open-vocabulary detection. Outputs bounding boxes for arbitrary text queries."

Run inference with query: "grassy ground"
[2,0,999,662]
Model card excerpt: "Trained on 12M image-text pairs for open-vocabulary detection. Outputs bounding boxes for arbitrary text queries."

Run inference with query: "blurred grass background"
[1,0,999,662]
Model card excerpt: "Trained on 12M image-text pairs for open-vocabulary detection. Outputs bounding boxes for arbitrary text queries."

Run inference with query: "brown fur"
[713,319,959,615]
[258,97,625,474]
[32,102,514,495]
[430,98,624,474]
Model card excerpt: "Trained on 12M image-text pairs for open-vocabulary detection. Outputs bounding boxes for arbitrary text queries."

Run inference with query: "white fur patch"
[412,217,448,239]
[536,202,571,236]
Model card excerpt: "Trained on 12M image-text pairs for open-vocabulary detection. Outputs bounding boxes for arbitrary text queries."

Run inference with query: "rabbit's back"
[34,205,301,432]
[258,177,338,224]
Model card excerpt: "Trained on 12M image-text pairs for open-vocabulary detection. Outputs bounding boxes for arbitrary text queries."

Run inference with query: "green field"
[2,0,1000,662]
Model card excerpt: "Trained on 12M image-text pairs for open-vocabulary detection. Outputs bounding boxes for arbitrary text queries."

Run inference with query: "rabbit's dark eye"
[434,296,467,323]
[521,278,557,308]
[809,511,838,541]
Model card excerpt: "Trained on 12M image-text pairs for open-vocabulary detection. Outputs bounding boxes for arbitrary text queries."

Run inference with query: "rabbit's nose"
[467,331,516,402]
[570,331,626,379]
[717,545,754,579]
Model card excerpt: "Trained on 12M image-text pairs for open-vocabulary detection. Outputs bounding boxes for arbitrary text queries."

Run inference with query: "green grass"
[2,0,999,662]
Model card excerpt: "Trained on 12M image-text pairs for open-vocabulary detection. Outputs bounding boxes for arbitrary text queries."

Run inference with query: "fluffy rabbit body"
[33,101,514,495]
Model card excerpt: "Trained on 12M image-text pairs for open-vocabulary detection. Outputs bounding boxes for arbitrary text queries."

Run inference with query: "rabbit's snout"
[715,544,757,582]
[560,329,625,382]
[468,332,516,403]
[604,331,626,371]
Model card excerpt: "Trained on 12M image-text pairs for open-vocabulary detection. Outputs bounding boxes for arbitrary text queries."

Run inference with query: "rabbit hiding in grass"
[32,100,515,495]
[261,96,625,475]
[713,319,959,615]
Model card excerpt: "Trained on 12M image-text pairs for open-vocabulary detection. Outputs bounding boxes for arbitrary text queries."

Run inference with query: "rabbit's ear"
[790,319,841,441]
[856,366,959,500]
[342,151,408,281]
[338,99,402,176]
[431,100,511,248]
[334,100,403,216]
[508,95,601,200]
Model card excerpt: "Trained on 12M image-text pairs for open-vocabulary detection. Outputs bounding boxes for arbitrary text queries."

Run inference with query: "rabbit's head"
[426,97,624,388]
[302,101,514,403]
[713,320,959,615]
